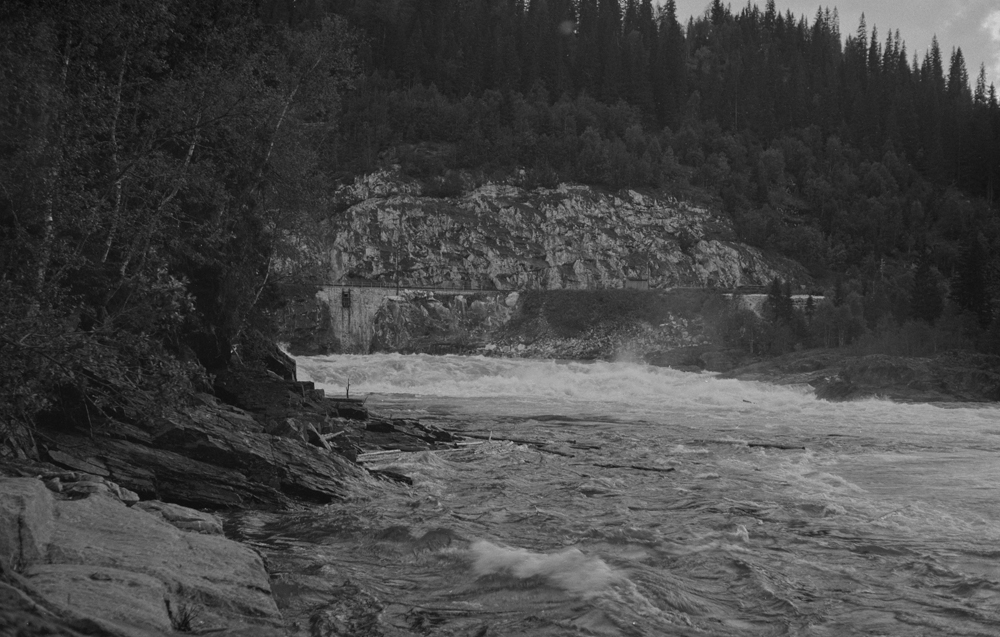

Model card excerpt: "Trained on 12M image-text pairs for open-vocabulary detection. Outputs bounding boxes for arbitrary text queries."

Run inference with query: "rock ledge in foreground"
[0,476,282,636]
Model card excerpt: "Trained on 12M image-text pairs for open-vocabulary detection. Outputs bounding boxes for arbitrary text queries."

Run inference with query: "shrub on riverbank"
[0,1,359,459]
[710,275,1000,362]
[516,288,718,338]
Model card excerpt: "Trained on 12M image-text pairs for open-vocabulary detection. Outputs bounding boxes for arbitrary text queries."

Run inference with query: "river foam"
[298,352,995,431]
[247,353,1000,635]
[468,540,620,598]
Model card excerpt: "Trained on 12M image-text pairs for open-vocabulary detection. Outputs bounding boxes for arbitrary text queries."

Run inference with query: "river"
[233,353,1000,636]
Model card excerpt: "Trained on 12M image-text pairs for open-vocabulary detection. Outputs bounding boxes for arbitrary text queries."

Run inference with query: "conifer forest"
[2,0,1000,448]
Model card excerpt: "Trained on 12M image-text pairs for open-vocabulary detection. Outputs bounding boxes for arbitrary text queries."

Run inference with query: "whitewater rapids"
[236,353,1000,636]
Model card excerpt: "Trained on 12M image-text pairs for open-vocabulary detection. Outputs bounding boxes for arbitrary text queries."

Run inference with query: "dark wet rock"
[266,417,319,444]
[46,449,110,477]
[0,360,471,634]
[44,434,287,509]
[213,366,320,416]
[355,418,457,453]
[368,469,413,485]
[150,408,367,505]
[334,399,369,420]
[214,365,369,422]
[365,420,395,433]
[135,500,224,535]
[36,395,369,510]
[263,343,298,381]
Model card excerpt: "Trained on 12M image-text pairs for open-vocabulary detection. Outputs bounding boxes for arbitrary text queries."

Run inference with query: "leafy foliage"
[0,0,358,455]
[520,289,715,338]
[3,0,1000,454]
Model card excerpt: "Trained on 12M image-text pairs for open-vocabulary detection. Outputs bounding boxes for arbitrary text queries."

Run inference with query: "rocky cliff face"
[323,168,807,290]
[367,287,742,370]
[370,290,516,354]
[277,169,811,358]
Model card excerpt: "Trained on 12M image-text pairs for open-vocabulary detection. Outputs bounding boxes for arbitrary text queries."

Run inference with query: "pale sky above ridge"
[672,0,1000,89]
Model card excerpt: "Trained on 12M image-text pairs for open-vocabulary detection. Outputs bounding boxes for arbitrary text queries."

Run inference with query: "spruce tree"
[951,238,991,325]
[910,251,943,324]
[767,277,783,323]
[780,279,795,322]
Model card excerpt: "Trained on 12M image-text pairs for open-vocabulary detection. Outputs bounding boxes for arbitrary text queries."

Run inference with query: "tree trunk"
[101,49,129,265]
[30,44,73,314]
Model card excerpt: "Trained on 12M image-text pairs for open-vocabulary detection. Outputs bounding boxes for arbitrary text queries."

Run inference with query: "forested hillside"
[325,0,1000,276]
[316,0,1000,355]
[2,0,1000,456]
[0,0,356,454]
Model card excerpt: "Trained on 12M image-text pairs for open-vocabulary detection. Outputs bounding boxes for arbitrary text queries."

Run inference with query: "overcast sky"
[672,1,1000,88]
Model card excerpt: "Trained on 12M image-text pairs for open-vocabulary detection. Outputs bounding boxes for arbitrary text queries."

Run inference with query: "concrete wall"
[318,286,505,354]
[316,286,390,354]
[316,286,824,355]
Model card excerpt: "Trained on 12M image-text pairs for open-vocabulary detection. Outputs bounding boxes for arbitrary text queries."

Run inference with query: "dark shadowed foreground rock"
[40,415,366,510]
[722,350,1000,403]
[2,367,473,635]
[36,371,370,510]
[0,477,282,636]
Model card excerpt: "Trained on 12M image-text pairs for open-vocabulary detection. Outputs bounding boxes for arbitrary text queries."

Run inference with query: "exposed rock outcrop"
[0,363,483,635]
[0,477,282,636]
[324,168,807,290]
[276,170,813,356]
[30,368,371,510]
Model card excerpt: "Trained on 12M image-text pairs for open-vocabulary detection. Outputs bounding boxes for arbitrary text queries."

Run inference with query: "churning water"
[239,354,1000,636]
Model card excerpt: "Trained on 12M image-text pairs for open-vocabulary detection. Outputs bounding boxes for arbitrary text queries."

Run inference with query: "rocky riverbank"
[8,345,996,632]
[0,364,466,636]
[721,349,1000,403]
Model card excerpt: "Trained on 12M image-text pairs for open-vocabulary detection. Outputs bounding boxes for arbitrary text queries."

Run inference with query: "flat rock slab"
[49,434,286,510]
[45,493,282,629]
[135,500,224,535]
[25,564,171,636]
[0,478,285,636]
[152,410,367,504]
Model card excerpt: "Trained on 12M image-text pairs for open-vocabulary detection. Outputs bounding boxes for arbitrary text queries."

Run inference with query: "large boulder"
[0,478,284,636]
[135,500,224,535]
[0,478,53,570]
